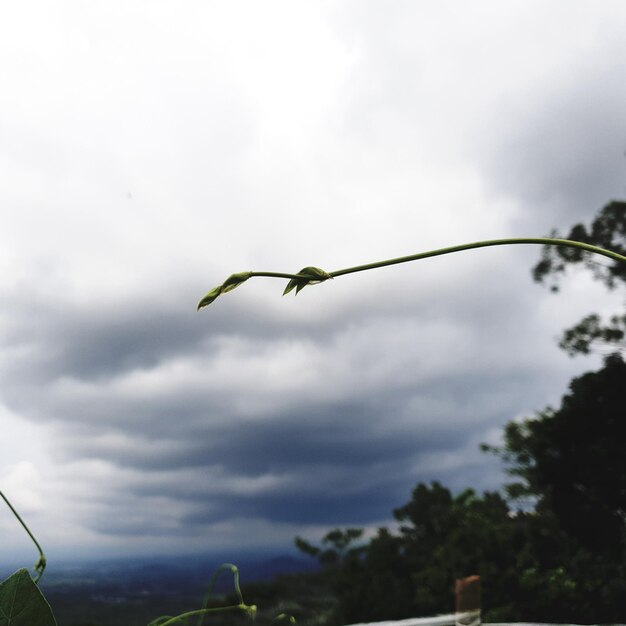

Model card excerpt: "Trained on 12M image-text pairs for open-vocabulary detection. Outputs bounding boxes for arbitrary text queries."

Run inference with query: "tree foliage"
[487,354,626,558]
[533,201,626,355]
[290,484,532,624]
[295,529,365,567]
[485,353,626,622]
[533,201,626,289]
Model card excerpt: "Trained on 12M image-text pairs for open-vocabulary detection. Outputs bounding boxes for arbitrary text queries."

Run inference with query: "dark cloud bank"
[0,257,592,547]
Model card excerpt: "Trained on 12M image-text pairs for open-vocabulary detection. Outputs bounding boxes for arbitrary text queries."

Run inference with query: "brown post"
[455,575,481,626]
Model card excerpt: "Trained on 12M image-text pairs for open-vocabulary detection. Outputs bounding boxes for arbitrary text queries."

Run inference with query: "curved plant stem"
[250,271,317,280]
[0,488,47,583]
[324,238,626,279]
[197,563,248,626]
[198,238,626,309]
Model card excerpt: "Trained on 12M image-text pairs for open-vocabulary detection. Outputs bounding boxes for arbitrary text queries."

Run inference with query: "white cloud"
[0,462,43,513]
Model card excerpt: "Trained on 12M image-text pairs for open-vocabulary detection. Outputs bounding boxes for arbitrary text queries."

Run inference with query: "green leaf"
[283,267,331,296]
[197,272,253,309]
[197,286,223,310]
[298,266,332,282]
[282,279,299,296]
[0,569,57,626]
[220,271,252,293]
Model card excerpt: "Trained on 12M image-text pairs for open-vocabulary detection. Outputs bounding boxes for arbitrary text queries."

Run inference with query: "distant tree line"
[239,202,626,626]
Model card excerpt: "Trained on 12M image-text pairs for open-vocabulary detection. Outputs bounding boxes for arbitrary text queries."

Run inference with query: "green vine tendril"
[0,488,47,583]
[196,563,253,626]
[197,237,626,309]
[147,564,257,626]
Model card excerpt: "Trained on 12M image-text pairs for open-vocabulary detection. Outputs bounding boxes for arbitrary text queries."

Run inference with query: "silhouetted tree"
[395,483,527,619]
[533,201,626,355]
[294,484,531,623]
[295,528,365,568]
[485,354,626,558]
[484,353,626,622]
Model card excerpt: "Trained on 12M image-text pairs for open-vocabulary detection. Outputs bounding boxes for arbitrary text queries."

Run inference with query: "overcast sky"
[1,1,625,564]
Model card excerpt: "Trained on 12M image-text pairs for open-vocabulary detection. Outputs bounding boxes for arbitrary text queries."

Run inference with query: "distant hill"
[26,550,319,626]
